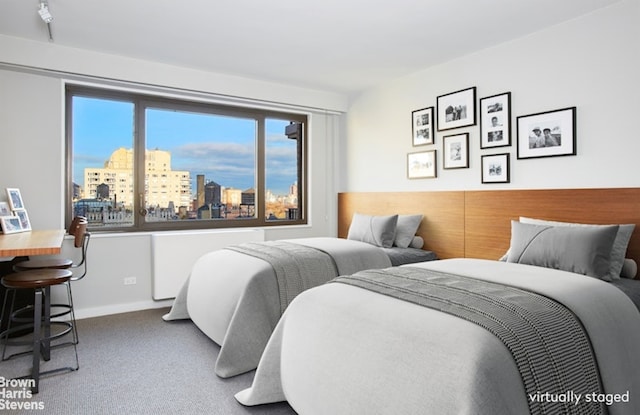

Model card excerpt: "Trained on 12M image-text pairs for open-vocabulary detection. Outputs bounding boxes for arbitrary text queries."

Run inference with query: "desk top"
[0,229,66,257]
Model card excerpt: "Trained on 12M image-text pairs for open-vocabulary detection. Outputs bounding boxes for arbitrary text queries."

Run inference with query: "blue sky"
[72,97,297,196]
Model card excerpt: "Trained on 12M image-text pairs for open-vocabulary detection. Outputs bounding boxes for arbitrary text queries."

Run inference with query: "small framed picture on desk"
[0,202,10,216]
[6,188,25,211]
[0,216,24,234]
[15,210,31,231]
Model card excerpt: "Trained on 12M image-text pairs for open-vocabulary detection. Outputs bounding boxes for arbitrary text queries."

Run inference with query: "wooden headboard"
[338,188,640,266]
[338,191,465,259]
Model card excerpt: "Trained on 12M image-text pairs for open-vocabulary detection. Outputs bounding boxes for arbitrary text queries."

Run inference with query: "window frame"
[65,84,308,232]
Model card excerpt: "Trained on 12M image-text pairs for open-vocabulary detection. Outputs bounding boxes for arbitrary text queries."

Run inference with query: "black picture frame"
[480,92,511,149]
[443,133,469,169]
[516,107,576,159]
[411,107,434,146]
[481,153,510,184]
[437,87,476,131]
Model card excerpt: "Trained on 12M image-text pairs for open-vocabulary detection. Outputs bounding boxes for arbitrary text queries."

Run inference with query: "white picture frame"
[0,202,10,216]
[0,216,24,234]
[407,150,437,179]
[6,188,25,211]
[15,209,32,231]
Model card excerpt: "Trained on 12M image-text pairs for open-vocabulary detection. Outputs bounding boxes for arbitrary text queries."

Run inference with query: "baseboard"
[75,299,174,320]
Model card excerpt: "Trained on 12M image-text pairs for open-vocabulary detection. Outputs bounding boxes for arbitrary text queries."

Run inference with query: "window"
[66,85,307,231]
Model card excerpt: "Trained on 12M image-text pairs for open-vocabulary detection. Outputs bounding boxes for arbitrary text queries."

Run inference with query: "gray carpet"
[0,308,296,414]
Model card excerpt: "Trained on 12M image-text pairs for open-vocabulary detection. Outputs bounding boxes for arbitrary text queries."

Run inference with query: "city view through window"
[69,91,304,230]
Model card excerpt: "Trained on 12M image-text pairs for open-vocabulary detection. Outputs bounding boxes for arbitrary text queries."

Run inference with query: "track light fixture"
[38,1,52,22]
[37,0,54,41]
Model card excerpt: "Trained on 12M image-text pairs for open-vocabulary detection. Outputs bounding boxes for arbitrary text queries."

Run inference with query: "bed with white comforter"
[163,237,403,378]
[237,258,640,415]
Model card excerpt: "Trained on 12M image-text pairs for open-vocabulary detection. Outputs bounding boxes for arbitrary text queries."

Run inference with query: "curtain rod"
[0,61,344,116]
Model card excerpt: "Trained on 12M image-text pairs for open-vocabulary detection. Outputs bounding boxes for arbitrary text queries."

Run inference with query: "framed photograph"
[481,153,510,184]
[480,92,511,149]
[0,216,24,234]
[443,133,469,169]
[0,202,10,216]
[407,150,437,179]
[411,106,434,146]
[437,87,477,131]
[517,107,576,159]
[15,209,31,231]
[6,188,25,211]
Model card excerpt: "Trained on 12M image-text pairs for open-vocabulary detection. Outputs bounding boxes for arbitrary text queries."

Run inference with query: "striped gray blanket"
[332,266,605,415]
[226,241,338,314]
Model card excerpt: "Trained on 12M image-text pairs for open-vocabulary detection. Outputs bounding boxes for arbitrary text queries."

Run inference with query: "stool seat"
[2,269,73,289]
[13,258,74,272]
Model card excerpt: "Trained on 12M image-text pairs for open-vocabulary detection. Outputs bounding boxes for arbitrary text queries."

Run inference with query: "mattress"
[237,259,640,415]
[164,237,435,378]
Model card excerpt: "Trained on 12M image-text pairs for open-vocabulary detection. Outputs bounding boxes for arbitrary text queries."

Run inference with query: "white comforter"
[163,237,391,378]
[237,258,640,415]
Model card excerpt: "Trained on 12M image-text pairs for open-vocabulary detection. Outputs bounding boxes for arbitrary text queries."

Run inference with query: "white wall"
[341,0,640,192]
[0,41,343,318]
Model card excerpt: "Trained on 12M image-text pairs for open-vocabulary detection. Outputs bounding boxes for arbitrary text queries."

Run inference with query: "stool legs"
[63,282,79,346]
[32,288,42,393]
[0,288,17,361]
[0,283,79,394]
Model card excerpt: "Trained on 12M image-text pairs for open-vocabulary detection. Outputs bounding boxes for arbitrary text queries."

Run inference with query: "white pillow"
[347,213,398,248]
[520,217,635,281]
[394,215,423,248]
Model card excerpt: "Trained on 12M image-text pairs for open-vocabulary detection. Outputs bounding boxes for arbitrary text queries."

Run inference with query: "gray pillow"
[506,221,619,280]
[621,259,637,279]
[409,236,425,249]
[520,217,635,281]
[347,213,398,248]
[394,214,423,248]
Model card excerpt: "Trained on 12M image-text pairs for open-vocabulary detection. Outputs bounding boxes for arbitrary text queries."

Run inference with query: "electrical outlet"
[124,277,137,285]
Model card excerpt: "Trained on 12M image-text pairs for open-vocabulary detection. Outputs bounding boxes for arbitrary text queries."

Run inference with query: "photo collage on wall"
[408,86,576,184]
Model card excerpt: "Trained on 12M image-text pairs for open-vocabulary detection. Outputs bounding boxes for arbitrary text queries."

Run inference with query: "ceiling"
[0,0,620,95]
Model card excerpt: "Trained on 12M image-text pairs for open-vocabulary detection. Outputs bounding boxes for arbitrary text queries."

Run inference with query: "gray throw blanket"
[332,266,605,415]
[226,241,338,314]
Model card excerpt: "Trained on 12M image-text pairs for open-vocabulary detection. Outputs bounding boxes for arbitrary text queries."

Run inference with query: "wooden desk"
[0,229,66,257]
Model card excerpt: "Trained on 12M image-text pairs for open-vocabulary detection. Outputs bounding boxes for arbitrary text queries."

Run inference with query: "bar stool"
[0,269,79,394]
[11,219,90,347]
